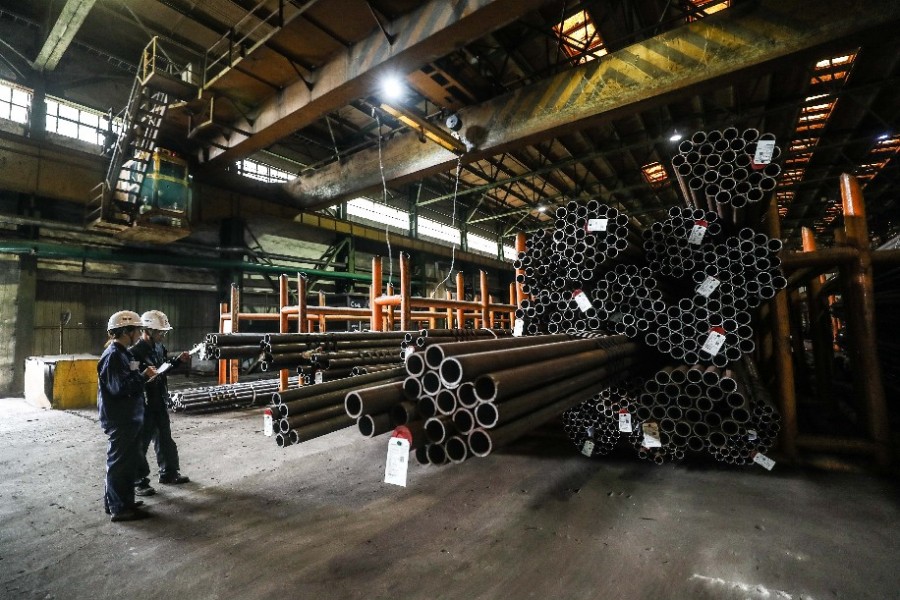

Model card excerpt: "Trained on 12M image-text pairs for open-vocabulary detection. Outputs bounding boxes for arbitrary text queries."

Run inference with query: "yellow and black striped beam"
[286,0,900,208]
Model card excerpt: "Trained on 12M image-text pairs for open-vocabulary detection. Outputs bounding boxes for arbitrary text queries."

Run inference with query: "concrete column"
[0,255,37,395]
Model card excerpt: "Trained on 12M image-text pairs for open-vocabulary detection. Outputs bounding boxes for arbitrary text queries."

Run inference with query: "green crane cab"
[112,148,192,242]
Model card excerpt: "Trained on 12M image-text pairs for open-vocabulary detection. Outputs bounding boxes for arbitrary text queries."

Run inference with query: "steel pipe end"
[467,428,493,458]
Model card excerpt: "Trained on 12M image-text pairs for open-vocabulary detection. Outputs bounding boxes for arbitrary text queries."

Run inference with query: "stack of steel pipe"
[380,333,648,465]
[671,127,782,229]
[562,378,645,457]
[562,359,780,465]
[513,200,639,297]
[168,375,299,413]
[260,331,406,373]
[204,332,266,360]
[400,328,512,351]
[269,366,407,448]
[642,207,724,279]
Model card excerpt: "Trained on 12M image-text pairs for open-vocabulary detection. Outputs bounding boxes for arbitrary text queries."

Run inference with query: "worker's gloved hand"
[143,366,158,379]
[178,351,190,362]
[129,360,140,371]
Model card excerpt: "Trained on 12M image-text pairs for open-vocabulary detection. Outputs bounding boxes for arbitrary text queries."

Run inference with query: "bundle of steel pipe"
[562,378,644,457]
[513,201,638,299]
[400,328,513,350]
[672,127,782,230]
[168,376,300,413]
[642,206,724,279]
[270,366,407,448]
[375,333,650,464]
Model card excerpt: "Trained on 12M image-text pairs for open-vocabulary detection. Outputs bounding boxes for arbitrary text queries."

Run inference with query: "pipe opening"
[468,429,492,457]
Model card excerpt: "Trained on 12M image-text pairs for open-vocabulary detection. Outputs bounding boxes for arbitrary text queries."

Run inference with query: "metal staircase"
[85,37,197,234]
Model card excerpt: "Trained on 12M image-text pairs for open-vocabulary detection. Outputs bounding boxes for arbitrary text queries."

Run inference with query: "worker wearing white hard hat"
[97,310,157,522]
[130,310,191,494]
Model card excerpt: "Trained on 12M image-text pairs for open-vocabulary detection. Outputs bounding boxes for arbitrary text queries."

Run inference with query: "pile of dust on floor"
[1,397,898,600]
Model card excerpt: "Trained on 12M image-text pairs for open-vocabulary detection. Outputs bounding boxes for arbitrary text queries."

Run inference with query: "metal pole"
[371,256,382,331]
[840,173,890,468]
[279,274,289,391]
[801,227,833,407]
[400,252,411,331]
[766,198,797,461]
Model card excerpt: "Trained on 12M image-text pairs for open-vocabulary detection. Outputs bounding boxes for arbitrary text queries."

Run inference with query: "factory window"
[503,245,518,262]
[237,159,292,182]
[467,233,500,256]
[417,216,461,245]
[346,198,409,231]
[44,98,115,146]
[553,10,606,65]
[641,162,669,187]
[0,80,31,124]
[812,51,857,84]
[686,0,730,22]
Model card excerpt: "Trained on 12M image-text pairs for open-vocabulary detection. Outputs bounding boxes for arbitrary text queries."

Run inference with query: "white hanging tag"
[513,318,525,337]
[263,408,274,437]
[754,139,776,165]
[701,327,727,356]
[573,289,593,313]
[753,452,776,471]
[688,220,708,245]
[696,276,720,298]
[404,346,415,359]
[618,409,633,433]
[314,371,324,384]
[642,422,661,448]
[581,439,595,457]
[587,218,608,232]
[384,436,411,486]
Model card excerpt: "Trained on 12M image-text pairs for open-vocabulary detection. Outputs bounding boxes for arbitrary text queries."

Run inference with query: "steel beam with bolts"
[200,0,547,165]
[285,0,900,209]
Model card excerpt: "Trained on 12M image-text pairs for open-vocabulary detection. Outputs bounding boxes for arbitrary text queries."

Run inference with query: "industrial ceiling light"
[669,130,683,142]
[381,74,405,101]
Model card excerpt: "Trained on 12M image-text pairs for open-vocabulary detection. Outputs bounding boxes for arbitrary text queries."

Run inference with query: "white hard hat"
[107,310,142,331]
[140,309,172,331]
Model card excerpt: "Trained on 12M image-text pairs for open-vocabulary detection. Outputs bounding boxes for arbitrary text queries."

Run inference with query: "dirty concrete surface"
[1,397,898,600]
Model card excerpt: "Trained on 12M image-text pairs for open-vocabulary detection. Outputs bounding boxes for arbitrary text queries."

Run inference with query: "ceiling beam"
[199,0,549,166]
[282,0,900,209]
[32,0,97,72]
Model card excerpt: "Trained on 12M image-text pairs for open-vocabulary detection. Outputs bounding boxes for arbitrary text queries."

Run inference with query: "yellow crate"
[25,355,99,410]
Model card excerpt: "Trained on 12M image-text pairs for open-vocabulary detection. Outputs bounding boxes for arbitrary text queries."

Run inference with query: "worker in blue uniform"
[131,310,190,496]
[98,310,157,522]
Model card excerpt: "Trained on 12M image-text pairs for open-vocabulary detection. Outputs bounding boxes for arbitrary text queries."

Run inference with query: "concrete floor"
[1,397,898,600]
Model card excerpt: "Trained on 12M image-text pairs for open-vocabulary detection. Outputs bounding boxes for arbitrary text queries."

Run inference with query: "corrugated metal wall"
[34,282,218,356]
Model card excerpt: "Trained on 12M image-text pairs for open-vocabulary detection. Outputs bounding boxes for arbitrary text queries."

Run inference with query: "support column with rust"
[456,271,465,328]
[278,275,289,390]
[767,200,797,461]
[840,174,890,467]
[370,256,382,331]
[801,227,833,407]
[400,253,411,331]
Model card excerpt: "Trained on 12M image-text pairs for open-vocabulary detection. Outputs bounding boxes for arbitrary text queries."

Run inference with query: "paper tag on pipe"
[747,429,758,442]
[314,371,324,384]
[753,139,776,166]
[701,327,727,355]
[752,452,776,471]
[573,289,593,313]
[581,440,595,457]
[404,346,415,359]
[696,276,720,298]
[513,318,525,337]
[642,422,661,448]
[587,218,608,232]
[688,220,708,245]
[384,436,411,486]
[618,409,633,433]
[263,409,273,437]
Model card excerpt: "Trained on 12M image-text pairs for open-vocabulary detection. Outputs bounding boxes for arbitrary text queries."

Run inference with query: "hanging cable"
[375,112,394,286]
[432,154,462,298]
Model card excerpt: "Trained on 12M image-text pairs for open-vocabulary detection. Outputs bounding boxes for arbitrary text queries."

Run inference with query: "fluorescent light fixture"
[669,131,683,142]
